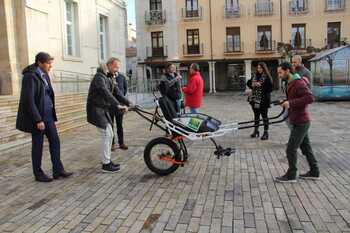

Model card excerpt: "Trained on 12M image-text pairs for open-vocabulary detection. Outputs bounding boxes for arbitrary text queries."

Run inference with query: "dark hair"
[35,52,53,65]
[256,62,272,81]
[279,62,293,72]
[190,63,200,72]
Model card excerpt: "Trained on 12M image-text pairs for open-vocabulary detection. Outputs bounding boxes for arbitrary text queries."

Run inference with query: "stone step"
[0,102,86,125]
[0,95,87,110]
[0,118,88,154]
[0,114,87,145]
[0,93,89,154]
[0,138,32,154]
[0,93,87,107]
[0,107,86,134]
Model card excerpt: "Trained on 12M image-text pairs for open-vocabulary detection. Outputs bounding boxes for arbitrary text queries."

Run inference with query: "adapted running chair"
[157,96,234,157]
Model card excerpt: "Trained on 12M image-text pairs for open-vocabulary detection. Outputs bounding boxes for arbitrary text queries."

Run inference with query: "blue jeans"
[190,108,198,114]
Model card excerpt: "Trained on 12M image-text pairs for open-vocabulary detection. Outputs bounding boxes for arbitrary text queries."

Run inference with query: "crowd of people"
[16,52,319,183]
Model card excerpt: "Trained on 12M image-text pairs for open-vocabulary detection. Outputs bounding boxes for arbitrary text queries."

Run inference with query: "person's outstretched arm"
[182,78,197,94]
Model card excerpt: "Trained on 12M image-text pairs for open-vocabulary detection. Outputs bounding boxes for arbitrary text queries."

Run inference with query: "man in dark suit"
[16,52,73,182]
[109,58,129,151]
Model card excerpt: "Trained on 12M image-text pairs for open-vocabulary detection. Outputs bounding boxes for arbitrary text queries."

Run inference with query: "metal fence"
[51,70,157,107]
[52,70,92,93]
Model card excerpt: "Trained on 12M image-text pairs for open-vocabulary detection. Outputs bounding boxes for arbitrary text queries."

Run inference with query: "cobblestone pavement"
[0,94,350,233]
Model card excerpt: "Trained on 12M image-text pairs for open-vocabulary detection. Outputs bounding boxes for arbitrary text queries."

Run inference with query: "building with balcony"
[136,0,350,92]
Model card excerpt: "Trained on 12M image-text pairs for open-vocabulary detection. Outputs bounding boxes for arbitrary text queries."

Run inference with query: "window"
[257,25,272,50]
[187,29,200,54]
[186,0,199,17]
[64,0,79,57]
[326,0,345,10]
[99,14,108,61]
[291,0,306,10]
[226,0,239,8]
[226,27,241,52]
[291,24,306,49]
[148,0,164,24]
[256,0,273,15]
[151,31,164,57]
[327,22,341,49]
[150,0,162,11]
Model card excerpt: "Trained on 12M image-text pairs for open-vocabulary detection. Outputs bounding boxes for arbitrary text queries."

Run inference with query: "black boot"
[261,131,269,140]
[250,129,260,138]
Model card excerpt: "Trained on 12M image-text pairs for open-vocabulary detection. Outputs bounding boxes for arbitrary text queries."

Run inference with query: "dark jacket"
[295,65,312,82]
[86,68,129,129]
[16,64,57,133]
[247,73,273,109]
[160,73,182,101]
[287,78,314,124]
[110,73,129,116]
[115,73,128,96]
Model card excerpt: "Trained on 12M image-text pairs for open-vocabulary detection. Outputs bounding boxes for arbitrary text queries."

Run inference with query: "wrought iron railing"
[224,41,244,53]
[181,7,203,20]
[255,1,273,16]
[289,0,309,14]
[183,43,204,56]
[255,40,276,52]
[146,46,168,58]
[325,0,346,11]
[224,5,241,18]
[324,38,348,49]
[290,38,312,50]
[145,10,166,25]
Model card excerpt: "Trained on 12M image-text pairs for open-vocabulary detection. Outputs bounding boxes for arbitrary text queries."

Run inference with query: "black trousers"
[31,121,64,177]
[252,107,269,132]
[111,113,124,146]
[169,98,180,114]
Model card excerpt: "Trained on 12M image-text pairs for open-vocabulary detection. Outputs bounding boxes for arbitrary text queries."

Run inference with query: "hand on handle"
[118,105,129,113]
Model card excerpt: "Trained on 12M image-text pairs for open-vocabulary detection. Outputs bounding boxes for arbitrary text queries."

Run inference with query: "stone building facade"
[135,0,350,92]
[0,0,127,95]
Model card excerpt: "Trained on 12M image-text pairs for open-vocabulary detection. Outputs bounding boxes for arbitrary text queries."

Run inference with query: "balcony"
[146,46,168,59]
[224,41,244,54]
[145,10,166,25]
[181,7,203,21]
[325,0,346,11]
[290,38,312,50]
[255,1,273,16]
[324,38,348,49]
[289,0,309,15]
[255,40,276,53]
[224,5,241,18]
[183,43,204,57]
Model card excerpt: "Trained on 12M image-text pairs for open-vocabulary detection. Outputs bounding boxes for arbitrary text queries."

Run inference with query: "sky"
[127,0,135,26]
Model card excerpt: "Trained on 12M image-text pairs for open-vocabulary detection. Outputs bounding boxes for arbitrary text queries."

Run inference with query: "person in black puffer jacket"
[247,62,273,140]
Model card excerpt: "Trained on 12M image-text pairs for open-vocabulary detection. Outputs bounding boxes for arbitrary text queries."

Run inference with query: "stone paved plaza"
[0,95,350,233]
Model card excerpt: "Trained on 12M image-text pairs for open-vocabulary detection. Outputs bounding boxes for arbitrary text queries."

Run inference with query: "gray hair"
[98,63,109,75]
[106,57,121,66]
[292,55,302,63]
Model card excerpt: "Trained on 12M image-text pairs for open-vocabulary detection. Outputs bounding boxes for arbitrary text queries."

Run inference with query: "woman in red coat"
[182,63,204,113]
